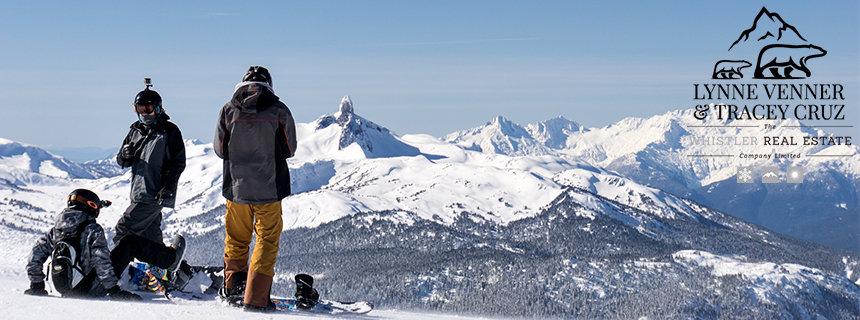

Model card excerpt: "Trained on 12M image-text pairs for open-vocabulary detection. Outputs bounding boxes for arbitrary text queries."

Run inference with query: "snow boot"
[166,234,185,273]
[219,270,247,307]
[162,235,186,289]
[294,274,319,310]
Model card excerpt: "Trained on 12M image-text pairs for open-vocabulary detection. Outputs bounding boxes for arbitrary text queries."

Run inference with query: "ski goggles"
[68,195,112,211]
[133,103,158,114]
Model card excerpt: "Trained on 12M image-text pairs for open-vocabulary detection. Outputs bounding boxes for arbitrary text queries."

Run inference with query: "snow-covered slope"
[265,172,859,318]
[0,276,486,320]
[673,249,858,303]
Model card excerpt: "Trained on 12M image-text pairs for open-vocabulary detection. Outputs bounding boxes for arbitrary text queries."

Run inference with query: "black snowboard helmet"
[133,78,164,126]
[134,78,162,111]
[134,89,162,109]
[242,66,272,86]
[67,189,111,217]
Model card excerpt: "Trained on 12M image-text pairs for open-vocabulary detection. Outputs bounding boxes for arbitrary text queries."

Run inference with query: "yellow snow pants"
[223,199,283,307]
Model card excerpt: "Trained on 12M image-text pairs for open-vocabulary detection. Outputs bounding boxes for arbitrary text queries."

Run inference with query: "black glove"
[119,144,136,162]
[24,282,48,296]
[156,187,175,204]
[107,286,142,301]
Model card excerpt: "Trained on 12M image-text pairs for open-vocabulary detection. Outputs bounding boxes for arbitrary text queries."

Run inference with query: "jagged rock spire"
[334,95,365,150]
[340,95,353,114]
[310,95,419,157]
[337,95,354,124]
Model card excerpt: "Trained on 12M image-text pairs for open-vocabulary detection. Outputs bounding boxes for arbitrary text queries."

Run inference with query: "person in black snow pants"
[112,79,186,279]
[25,189,141,300]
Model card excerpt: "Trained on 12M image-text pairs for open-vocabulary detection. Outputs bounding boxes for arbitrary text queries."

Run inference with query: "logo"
[686,7,852,181]
[761,166,781,183]
[786,166,804,183]
[691,6,848,124]
[712,7,826,80]
[737,166,754,183]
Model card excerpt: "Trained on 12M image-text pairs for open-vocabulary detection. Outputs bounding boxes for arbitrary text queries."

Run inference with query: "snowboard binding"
[294,274,319,310]
[218,270,247,307]
[165,260,193,292]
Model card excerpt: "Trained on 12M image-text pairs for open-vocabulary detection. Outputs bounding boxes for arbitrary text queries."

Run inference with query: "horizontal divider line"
[782,125,854,128]
[686,125,759,128]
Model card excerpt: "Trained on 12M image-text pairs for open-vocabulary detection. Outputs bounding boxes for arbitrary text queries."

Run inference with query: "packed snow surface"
[0,279,494,320]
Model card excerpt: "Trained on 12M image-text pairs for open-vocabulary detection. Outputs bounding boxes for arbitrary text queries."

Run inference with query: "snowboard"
[270,297,373,314]
[126,261,373,315]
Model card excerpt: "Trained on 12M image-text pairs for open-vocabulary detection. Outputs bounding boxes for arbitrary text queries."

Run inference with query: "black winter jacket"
[26,208,118,296]
[116,114,186,208]
[214,82,297,204]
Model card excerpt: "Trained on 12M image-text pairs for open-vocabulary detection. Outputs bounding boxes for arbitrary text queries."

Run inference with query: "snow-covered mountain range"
[446,108,860,252]
[0,138,101,184]
[0,97,858,318]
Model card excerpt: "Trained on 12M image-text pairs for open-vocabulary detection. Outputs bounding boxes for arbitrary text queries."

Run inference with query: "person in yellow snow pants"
[214,66,298,312]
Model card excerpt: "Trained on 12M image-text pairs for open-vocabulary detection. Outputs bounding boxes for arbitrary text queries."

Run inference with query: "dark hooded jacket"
[214,82,297,204]
[26,208,118,297]
[116,113,186,208]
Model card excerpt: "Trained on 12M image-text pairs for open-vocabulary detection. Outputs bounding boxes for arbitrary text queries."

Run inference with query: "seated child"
[25,189,141,300]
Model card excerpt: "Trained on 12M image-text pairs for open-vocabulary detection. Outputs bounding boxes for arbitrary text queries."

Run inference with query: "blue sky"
[0,0,857,153]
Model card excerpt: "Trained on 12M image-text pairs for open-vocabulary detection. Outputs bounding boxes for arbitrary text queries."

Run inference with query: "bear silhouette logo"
[713,7,825,80]
[754,44,826,79]
[712,60,752,79]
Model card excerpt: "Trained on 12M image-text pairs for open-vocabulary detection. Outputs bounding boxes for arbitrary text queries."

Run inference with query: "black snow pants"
[110,234,176,278]
[114,202,164,245]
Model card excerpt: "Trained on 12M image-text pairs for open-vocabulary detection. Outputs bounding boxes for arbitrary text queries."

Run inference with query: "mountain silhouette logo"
[761,166,780,183]
[712,7,826,80]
